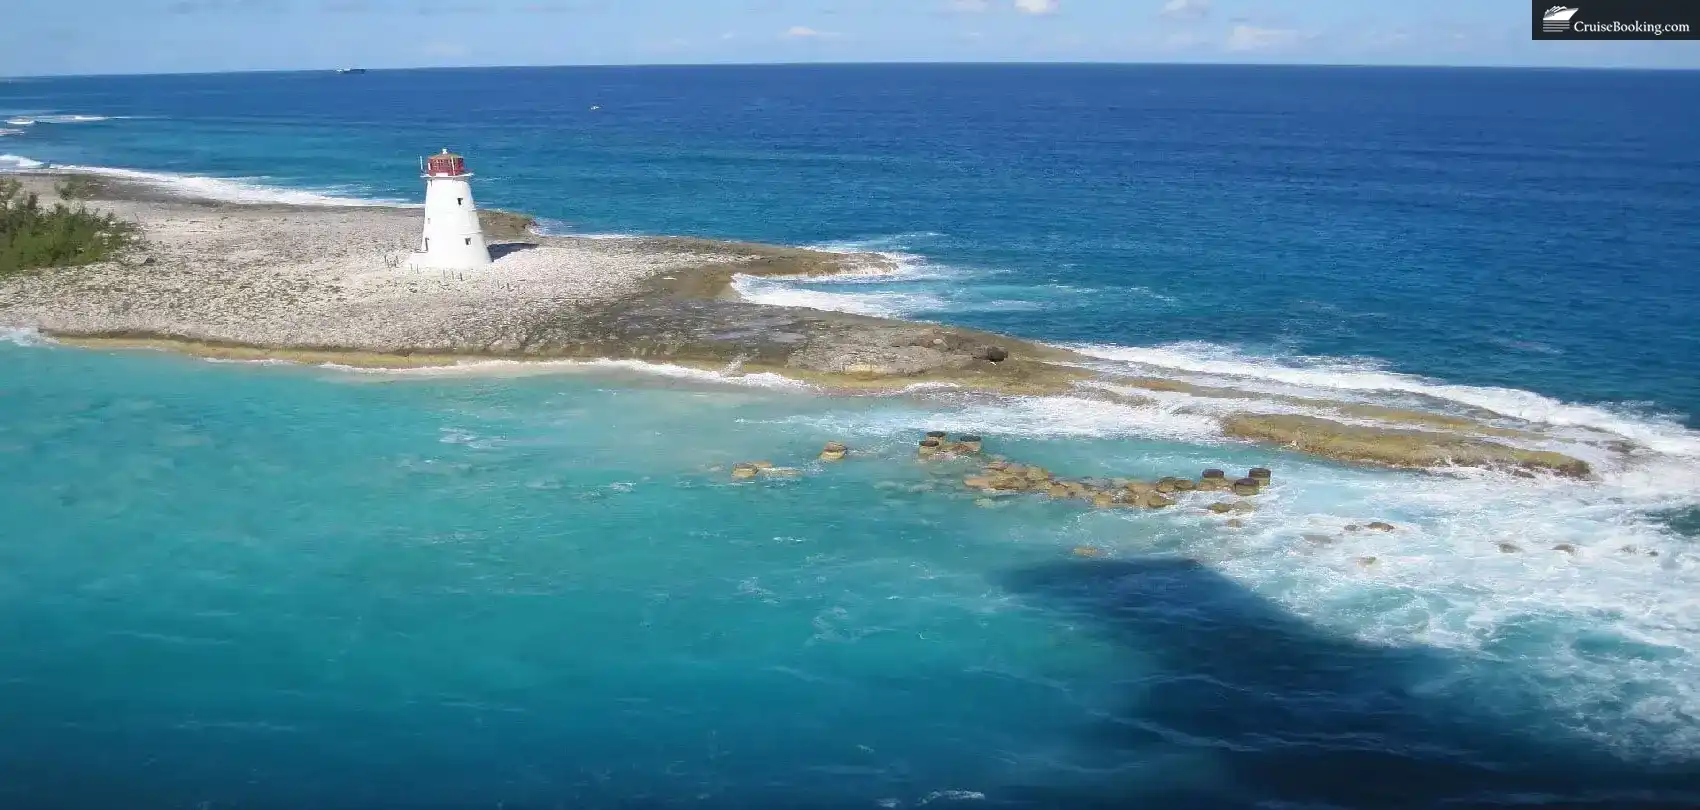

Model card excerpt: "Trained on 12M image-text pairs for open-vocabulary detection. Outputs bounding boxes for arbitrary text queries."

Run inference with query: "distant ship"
[336,68,368,75]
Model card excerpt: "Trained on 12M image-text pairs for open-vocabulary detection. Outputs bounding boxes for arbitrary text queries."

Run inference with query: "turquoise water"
[4,65,1700,808]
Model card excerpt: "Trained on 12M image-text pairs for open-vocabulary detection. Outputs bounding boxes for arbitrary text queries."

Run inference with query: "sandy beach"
[0,171,1608,476]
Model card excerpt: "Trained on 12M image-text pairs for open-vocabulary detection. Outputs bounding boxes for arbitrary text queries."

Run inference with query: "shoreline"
[0,170,1610,477]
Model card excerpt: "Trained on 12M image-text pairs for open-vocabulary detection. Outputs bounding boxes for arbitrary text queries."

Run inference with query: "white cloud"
[1159,0,1208,19]
[1225,24,1304,51]
[1014,0,1056,15]
[784,26,821,38]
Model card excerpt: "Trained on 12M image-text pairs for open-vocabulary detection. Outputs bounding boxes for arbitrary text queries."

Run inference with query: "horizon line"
[6,59,1699,81]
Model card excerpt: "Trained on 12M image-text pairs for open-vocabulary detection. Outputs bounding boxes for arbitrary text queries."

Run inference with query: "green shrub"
[0,179,140,276]
[54,175,101,201]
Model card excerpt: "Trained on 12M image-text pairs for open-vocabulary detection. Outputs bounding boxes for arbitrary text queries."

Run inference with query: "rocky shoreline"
[0,171,1603,478]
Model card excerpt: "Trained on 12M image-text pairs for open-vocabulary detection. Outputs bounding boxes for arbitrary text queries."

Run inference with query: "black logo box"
[1532,0,1700,39]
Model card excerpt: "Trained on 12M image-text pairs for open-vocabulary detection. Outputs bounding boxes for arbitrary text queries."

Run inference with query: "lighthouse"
[407,149,491,270]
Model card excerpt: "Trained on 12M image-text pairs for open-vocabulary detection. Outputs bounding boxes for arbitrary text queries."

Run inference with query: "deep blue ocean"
[4,65,1700,809]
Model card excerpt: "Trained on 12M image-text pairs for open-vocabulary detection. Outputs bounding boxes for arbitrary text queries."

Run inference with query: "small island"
[0,170,1600,477]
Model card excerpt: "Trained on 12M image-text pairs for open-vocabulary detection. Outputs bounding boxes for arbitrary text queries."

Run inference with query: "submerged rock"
[1231,478,1261,496]
[1303,533,1336,546]
[1553,543,1578,555]
[1071,545,1104,558]
[1366,521,1395,532]
[1498,542,1522,554]
[1208,502,1234,514]
[1225,518,1246,529]
[1357,556,1379,568]
[1248,467,1272,483]
[955,434,983,453]
[1144,493,1176,509]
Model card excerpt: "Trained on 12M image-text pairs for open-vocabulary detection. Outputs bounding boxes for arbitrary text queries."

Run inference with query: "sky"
[2,0,1696,76]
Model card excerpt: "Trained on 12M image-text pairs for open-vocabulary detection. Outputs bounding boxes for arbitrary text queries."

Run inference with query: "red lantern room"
[422,148,468,177]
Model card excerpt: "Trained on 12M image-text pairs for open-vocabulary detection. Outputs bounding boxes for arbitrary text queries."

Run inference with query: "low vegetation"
[0,178,139,276]
[54,175,101,201]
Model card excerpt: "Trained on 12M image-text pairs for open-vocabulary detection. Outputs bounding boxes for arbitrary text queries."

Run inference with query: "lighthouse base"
[405,251,492,272]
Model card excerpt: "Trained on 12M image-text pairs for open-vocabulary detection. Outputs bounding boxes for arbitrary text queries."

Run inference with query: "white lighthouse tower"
[407,149,491,271]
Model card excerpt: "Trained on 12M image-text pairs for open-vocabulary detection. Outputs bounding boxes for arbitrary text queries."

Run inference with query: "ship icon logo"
[1543,6,1580,32]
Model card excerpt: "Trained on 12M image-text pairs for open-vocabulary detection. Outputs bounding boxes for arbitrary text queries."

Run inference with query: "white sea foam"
[728,233,1015,317]
[317,356,814,391]
[0,129,23,137]
[32,114,113,124]
[731,275,947,317]
[1074,341,1700,461]
[1185,458,1700,758]
[776,393,1220,443]
[3,118,34,126]
[50,163,400,207]
[0,327,50,347]
[0,154,45,170]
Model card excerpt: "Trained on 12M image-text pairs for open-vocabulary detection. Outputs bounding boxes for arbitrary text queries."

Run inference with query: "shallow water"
[3,339,1699,808]
[3,64,1700,808]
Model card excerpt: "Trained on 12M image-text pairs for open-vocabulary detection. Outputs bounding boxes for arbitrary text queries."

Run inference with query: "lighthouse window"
[457,198,464,206]
[464,238,472,245]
